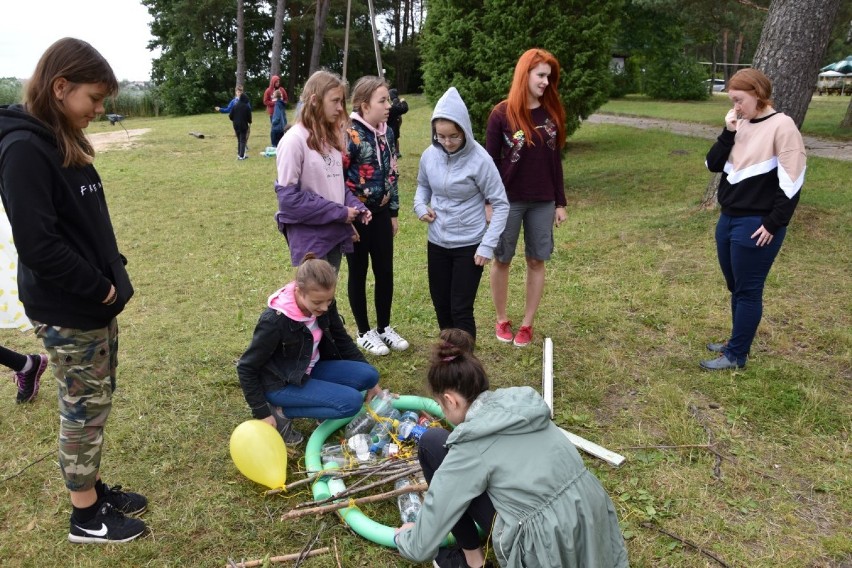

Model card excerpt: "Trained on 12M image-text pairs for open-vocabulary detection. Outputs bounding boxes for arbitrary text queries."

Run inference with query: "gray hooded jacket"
[395,387,629,568]
[413,87,508,259]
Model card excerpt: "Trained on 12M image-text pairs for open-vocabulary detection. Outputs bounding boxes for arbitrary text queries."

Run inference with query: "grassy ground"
[1,95,849,567]
[601,94,852,140]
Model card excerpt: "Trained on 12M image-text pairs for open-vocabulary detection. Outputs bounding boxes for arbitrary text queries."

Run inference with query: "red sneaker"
[495,320,514,343]
[513,325,533,347]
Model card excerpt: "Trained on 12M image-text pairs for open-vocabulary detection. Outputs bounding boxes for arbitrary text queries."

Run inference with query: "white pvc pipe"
[542,337,553,418]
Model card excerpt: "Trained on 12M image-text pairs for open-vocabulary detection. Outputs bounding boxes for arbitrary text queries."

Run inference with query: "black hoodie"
[0,104,133,329]
[229,93,253,131]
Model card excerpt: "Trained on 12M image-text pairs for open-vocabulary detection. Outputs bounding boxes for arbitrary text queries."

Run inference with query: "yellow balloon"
[230,420,288,489]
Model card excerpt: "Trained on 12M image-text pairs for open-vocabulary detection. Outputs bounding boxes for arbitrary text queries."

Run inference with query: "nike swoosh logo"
[75,523,108,537]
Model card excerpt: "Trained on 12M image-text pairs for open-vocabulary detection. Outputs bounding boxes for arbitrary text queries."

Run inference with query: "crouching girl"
[394,329,629,568]
[236,255,382,445]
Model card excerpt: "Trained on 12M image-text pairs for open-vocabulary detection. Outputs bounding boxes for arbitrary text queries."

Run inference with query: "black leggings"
[418,427,496,550]
[427,242,483,339]
[346,208,393,334]
[0,345,28,372]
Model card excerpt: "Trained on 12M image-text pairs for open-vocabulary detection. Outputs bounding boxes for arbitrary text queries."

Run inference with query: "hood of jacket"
[0,104,55,148]
[430,87,475,158]
[239,92,250,104]
[447,386,552,445]
[269,75,280,89]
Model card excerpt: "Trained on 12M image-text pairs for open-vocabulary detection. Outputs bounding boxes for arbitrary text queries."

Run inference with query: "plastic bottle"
[399,421,428,443]
[418,411,436,426]
[395,478,422,523]
[344,390,398,437]
[347,433,374,463]
[368,421,393,454]
[320,443,351,468]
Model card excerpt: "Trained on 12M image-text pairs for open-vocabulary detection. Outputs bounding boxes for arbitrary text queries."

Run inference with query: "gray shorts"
[494,201,555,263]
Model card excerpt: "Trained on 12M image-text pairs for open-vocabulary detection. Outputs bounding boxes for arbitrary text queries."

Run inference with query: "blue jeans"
[265,359,379,419]
[715,214,786,364]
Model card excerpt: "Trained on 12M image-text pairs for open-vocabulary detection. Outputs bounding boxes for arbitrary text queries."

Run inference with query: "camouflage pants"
[33,319,118,492]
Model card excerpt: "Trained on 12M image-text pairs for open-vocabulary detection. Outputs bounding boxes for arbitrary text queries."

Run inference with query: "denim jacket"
[236,305,366,420]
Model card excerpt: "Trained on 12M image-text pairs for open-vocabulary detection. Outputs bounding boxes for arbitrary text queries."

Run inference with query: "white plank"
[542,337,554,418]
[560,428,626,468]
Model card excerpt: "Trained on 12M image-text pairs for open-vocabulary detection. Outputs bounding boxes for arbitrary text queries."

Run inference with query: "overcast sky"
[0,0,159,82]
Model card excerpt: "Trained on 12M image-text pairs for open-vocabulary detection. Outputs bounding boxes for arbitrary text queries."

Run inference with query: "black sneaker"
[101,483,148,515]
[68,502,146,543]
[432,547,493,568]
[13,354,47,403]
[268,404,304,446]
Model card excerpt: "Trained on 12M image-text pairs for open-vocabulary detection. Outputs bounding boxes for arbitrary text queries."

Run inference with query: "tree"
[752,0,842,128]
[271,0,287,78]
[309,0,332,74]
[842,97,852,129]
[236,0,246,87]
[421,0,623,140]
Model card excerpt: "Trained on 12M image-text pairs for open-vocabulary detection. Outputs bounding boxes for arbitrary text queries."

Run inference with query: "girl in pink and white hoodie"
[236,256,382,445]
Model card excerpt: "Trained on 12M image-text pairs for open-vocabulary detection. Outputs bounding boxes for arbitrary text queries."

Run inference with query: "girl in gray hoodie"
[414,88,509,340]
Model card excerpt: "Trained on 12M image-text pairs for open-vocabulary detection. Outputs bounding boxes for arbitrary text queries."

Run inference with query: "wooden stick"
[264,457,419,496]
[281,482,427,520]
[295,464,422,509]
[224,547,330,568]
[641,523,730,567]
[333,536,342,568]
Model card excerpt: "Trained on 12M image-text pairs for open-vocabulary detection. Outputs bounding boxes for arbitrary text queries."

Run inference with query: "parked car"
[705,79,726,93]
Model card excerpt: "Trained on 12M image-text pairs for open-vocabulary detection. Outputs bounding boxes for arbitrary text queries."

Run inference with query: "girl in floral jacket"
[343,76,408,356]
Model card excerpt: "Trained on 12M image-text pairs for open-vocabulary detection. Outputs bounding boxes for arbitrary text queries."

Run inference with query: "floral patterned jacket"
[343,117,399,217]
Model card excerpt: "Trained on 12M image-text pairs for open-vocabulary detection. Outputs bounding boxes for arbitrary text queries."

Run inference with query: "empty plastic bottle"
[320,443,351,468]
[345,390,399,437]
[347,433,374,463]
[395,478,422,523]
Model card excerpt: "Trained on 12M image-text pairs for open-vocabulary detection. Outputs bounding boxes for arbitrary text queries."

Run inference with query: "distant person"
[486,48,568,348]
[216,85,251,149]
[236,255,383,445]
[344,76,409,356]
[1,345,47,403]
[229,92,252,160]
[270,89,287,147]
[215,84,246,114]
[414,87,509,340]
[387,88,408,158]
[0,37,148,543]
[394,329,629,568]
[702,68,806,370]
[264,75,288,123]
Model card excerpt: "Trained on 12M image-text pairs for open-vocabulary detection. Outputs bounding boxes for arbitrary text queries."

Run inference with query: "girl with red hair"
[485,49,567,347]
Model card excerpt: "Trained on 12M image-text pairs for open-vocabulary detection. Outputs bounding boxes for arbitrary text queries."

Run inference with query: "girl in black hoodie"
[0,37,148,544]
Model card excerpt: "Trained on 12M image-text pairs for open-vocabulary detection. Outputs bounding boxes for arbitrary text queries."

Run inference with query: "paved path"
[586,114,852,162]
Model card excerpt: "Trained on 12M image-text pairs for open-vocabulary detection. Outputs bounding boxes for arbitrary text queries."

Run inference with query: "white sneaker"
[357,329,390,356]
[379,326,409,351]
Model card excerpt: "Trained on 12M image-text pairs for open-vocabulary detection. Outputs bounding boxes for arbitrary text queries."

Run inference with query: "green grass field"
[601,94,852,140]
[1,95,849,567]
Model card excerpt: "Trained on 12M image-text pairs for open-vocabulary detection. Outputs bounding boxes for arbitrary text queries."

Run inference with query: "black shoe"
[267,404,304,446]
[699,354,746,371]
[13,354,47,403]
[101,483,148,515]
[432,547,493,568]
[706,342,727,353]
[68,502,146,543]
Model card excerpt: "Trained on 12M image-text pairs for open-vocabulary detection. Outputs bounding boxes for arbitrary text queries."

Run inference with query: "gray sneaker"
[267,404,304,446]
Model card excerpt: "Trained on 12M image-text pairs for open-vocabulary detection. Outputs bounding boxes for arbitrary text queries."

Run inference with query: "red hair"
[502,48,565,149]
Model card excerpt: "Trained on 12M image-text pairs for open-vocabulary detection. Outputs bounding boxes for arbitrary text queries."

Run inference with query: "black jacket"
[0,104,133,329]
[229,93,253,131]
[236,304,367,420]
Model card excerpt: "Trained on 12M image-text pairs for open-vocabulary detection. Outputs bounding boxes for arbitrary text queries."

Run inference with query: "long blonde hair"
[299,70,348,153]
[24,38,118,168]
